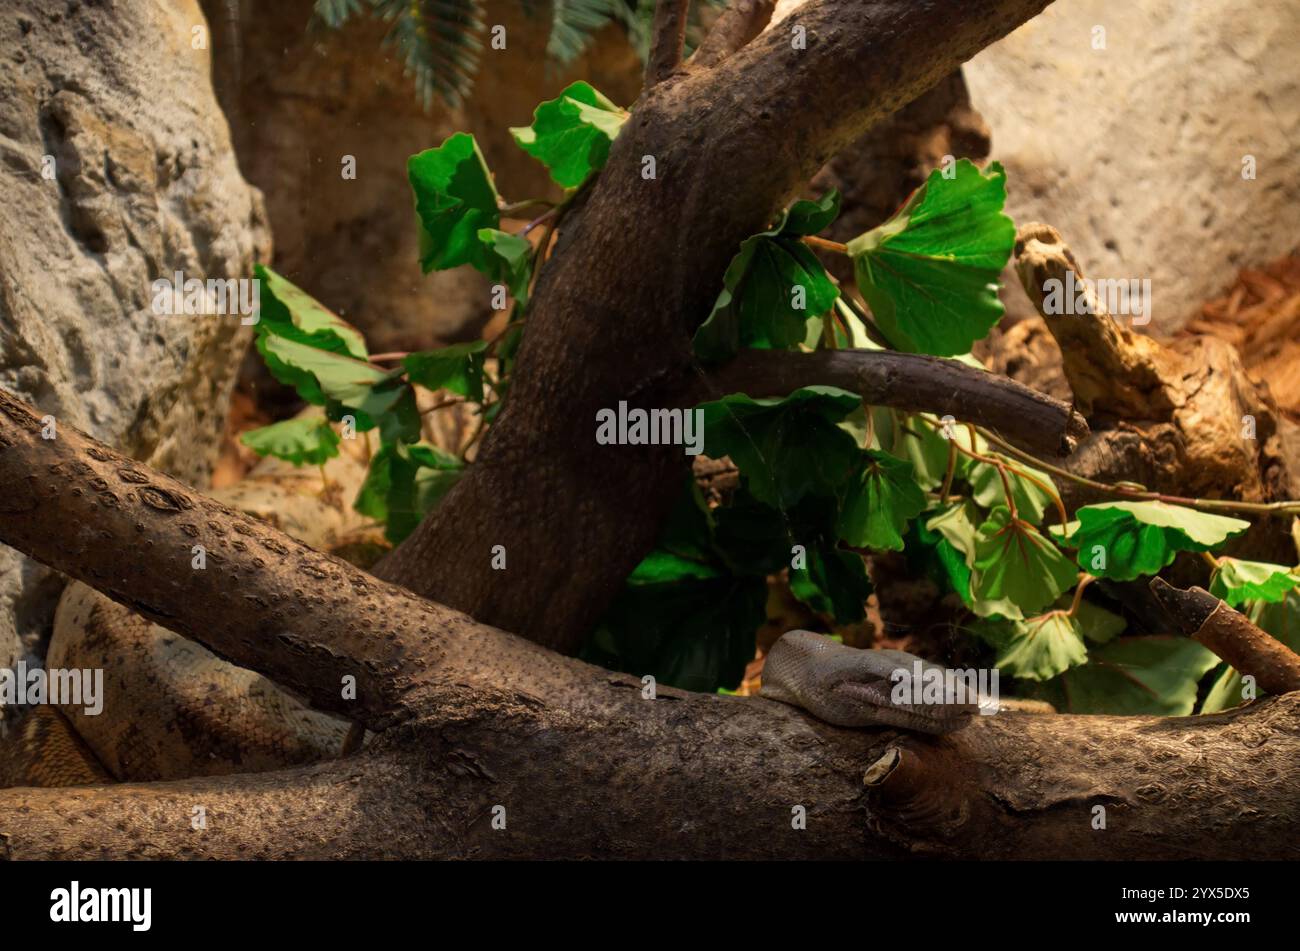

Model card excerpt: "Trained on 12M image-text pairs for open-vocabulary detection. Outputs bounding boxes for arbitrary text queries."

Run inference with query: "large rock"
[201,0,643,353]
[0,0,270,703]
[964,0,1300,330]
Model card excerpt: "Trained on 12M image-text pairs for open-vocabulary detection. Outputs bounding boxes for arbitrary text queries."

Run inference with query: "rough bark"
[700,348,1088,456]
[376,0,1058,655]
[2,389,1299,860]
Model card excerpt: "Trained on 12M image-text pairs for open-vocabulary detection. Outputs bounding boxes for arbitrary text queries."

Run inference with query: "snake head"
[760,630,983,735]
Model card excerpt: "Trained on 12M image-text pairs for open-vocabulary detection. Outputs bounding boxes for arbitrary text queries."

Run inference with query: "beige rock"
[0,0,270,694]
[964,0,1300,331]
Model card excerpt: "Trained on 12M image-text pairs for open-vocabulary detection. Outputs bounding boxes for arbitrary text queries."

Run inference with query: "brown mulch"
[1181,252,1300,420]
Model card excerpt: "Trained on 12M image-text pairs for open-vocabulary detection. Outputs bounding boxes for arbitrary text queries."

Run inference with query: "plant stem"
[803,235,849,254]
[499,198,554,216]
[978,428,1300,517]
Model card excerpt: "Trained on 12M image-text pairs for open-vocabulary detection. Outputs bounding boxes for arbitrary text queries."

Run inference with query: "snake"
[1,406,1036,787]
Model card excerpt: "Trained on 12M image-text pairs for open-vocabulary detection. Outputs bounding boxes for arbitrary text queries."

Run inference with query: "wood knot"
[117,467,150,484]
[137,485,192,512]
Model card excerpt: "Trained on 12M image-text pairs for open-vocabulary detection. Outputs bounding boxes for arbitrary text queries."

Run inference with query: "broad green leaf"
[1208,557,1300,607]
[789,541,872,624]
[1038,636,1220,716]
[240,417,340,466]
[510,81,627,188]
[583,575,767,693]
[698,386,860,509]
[836,450,926,551]
[628,480,725,584]
[1201,590,1300,713]
[1068,501,1250,581]
[918,501,981,604]
[693,196,841,363]
[403,341,489,403]
[355,442,463,543]
[1073,598,1127,644]
[974,612,1088,681]
[847,160,1014,356]
[879,411,982,490]
[783,190,841,236]
[970,506,1077,619]
[408,132,500,274]
[478,228,533,304]
[254,265,368,359]
[969,453,1057,525]
[259,335,419,442]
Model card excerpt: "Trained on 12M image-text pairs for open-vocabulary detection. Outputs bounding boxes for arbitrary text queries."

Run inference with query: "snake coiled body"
[0,414,378,787]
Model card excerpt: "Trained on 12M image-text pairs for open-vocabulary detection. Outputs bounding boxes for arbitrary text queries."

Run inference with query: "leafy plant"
[244,80,1300,713]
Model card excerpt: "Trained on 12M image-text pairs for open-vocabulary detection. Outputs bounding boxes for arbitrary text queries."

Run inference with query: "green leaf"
[1074,598,1127,644]
[258,335,419,442]
[239,417,340,466]
[254,265,368,359]
[408,132,500,274]
[970,507,1077,619]
[974,612,1088,681]
[847,160,1014,356]
[969,453,1056,525]
[355,442,463,543]
[1201,591,1300,712]
[783,189,841,236]
[510,81,627,188]
[478,228,533,304]
[1208,557,1300,607]
[913,505,975,604]
[836,450,927,551]
[692,197,841,363]
[583,575,767,693]
[403,340,489,403]
[877,411,982,490]
[789,542,872,624]
[698,386,861,509]
[1037,636,1220,716]
[1068,501,1250,581]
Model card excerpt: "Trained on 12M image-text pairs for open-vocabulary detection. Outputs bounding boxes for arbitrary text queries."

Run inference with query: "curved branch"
[690,0,776,68]
[647,0,691,85]
[697,348,1089,456]
[0,388,495,730]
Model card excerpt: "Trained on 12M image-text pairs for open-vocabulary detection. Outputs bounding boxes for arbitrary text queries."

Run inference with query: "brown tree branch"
[698,348,1089,456]
[647,0,691,85]
[1151,579,1300,696]
[0,388,475,730]
[689,0,776,68]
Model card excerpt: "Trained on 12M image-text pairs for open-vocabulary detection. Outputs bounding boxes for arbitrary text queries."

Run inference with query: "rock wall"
[964,0,1300,330]
[0,0,270,697]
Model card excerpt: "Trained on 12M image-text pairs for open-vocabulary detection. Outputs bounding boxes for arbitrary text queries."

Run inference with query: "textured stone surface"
[0,0,270,696]
[201,0,644,353]
[964,0,1300,330]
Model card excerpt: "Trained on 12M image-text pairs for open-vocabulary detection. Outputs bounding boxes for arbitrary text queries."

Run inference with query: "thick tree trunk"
[374,0,1059,654]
